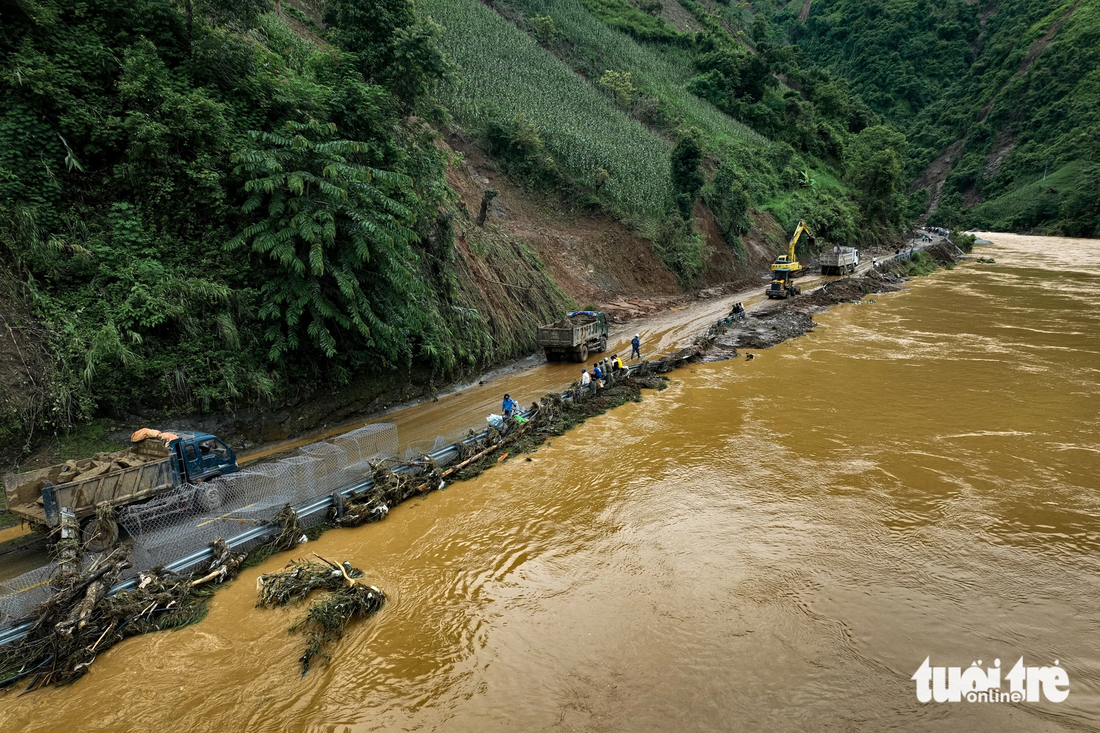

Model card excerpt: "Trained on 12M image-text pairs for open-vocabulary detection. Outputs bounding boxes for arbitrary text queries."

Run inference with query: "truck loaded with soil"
[4,430,238,551]
[537,311,610,363]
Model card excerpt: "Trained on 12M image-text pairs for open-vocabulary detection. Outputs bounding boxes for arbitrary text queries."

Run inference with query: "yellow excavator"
[766,220,814,299]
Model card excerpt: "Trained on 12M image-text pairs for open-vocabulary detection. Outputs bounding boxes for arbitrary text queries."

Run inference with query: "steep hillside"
[0,0,575,456]
[0,0,910,456]
[424,0,910,255]
[771,0,1100,236]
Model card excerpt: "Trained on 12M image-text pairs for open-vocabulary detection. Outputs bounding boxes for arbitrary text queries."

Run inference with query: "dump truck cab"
[171,432,238,483]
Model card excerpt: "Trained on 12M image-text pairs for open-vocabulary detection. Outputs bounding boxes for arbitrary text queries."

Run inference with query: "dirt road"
[0,235,937,584]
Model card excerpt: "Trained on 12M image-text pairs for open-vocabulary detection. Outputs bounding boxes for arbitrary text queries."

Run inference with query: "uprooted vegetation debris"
[257,554,385,676]
[0,539,246,691]
[1,375,669,690]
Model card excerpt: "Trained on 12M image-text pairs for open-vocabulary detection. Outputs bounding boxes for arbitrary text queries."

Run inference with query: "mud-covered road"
[0,234,938,582]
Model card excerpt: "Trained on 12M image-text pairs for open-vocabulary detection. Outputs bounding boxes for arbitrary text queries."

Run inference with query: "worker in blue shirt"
[630,333,641,359]
[502,394,517,418]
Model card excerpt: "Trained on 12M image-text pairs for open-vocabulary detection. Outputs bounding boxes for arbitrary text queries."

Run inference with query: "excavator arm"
[771,220,814,273]
[787,220,814,262]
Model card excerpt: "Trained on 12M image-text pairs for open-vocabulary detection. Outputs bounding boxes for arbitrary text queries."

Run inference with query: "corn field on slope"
[505,0,769,148]
[420,0,674,221]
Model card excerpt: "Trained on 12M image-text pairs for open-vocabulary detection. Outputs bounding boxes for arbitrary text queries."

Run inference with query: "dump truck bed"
[537,314,601,348]
[537,322,601,348]
[4,440,176,527]
[821,247,858,275]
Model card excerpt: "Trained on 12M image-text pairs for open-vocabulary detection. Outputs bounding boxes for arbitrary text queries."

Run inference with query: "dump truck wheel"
[82,514,119,553]
[196,481,223,512]
[573,345,588,363]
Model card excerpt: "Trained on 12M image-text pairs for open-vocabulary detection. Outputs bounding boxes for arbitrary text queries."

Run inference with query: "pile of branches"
[270,505,306,552]
[332,457,443,529]
[0,539,245,691]
[0,363,669,691]
[257,554,385,675]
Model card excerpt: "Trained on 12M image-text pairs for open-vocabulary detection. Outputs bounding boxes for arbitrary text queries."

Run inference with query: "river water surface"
[3,233,1099,731]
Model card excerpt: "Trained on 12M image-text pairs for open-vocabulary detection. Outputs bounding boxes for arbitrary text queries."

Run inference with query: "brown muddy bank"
[678,271,907,363]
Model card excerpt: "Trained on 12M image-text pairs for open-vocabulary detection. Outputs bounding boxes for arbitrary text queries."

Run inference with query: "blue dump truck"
[3,431,238,551]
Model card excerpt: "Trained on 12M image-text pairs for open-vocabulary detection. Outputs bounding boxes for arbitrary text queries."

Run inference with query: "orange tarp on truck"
[130,428,180,446]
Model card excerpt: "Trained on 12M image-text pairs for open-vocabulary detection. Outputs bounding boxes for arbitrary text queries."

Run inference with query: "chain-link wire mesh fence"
[111,423,399,575]
[298,441,349,496]
[0,563,59,626]
[0,421,432,626]
[404,437,443,462]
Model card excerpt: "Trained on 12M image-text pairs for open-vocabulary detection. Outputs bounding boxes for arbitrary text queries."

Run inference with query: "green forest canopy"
[0,0,1095,450]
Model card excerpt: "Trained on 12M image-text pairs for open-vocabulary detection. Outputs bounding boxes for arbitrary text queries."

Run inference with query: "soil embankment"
[648,270,907,367]
[725,272,904,351]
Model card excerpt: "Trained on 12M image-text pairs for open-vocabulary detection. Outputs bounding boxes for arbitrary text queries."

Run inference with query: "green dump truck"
[537,311,609,363]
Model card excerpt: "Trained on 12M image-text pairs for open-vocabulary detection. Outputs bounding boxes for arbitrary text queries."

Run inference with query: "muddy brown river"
[4,233,1100,730]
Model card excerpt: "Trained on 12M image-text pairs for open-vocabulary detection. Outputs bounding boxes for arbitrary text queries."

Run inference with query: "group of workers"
[501,334,642,417]
[581,352,625,389]
[727,302,745,323]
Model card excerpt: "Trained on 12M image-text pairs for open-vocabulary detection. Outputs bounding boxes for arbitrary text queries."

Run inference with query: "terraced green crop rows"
[515,0,768,147]
[420,0,674,221]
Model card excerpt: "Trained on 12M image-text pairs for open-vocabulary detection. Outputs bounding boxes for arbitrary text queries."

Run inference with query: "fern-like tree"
[227,118,425,369]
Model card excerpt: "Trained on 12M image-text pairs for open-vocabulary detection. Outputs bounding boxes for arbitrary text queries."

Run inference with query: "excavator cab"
[766,220,813,299]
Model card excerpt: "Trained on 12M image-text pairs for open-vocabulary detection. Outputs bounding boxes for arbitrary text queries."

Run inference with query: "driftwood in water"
[0,538,247,691]
[256,554,386,675]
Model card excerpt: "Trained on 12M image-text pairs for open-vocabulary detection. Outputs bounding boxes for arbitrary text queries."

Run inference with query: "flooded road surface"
[5,233,1100,730]
[242,268,848,463]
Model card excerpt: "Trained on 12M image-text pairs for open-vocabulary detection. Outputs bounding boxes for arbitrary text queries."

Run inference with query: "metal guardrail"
[2,255,928,648]
[0,365,641,647]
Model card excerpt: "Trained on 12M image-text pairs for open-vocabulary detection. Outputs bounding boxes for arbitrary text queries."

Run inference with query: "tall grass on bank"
[420,0,674,221]
[507,0,769,148]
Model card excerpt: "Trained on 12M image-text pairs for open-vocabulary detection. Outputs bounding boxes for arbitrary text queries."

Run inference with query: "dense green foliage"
[770,0,1100,236]
[577,0,687,43]
[772,0,978,120]
[0,0,564,442]
[226,118,423,369]
[464,0,904,257]
[670,128,705,218]
[845,125,908,226]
